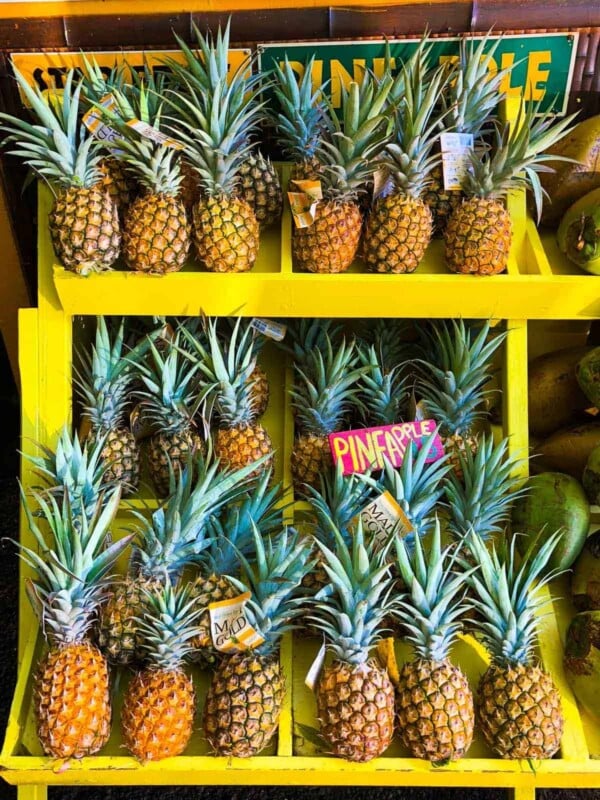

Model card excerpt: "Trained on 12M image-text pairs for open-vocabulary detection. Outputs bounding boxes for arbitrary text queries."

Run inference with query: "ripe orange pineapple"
[16,487,128,758]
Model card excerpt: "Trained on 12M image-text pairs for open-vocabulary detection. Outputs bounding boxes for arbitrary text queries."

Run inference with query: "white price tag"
[305,640,327,691]
[361,490,414,548]
[82,93,124,154]
[126,119,184,150]
[440,132,474,191]
[208,591,265,653]
[250,318,287,342]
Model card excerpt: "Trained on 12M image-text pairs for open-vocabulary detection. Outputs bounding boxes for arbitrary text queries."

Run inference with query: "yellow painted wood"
[18,787,47,800]
[508,787,536,800]
[0,0,455,18]
[503,319,529,473]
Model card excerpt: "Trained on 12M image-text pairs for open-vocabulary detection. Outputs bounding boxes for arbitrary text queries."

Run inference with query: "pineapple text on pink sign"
[329,420,444,476]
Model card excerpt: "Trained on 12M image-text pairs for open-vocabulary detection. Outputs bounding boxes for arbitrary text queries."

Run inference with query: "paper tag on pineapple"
[251,317,287,341]
[376,637,400,687]
[305,640,327,691]
[208,591,265,653]
[82,93,124,153]
[440,132,474,191]
[360,490,414,548]
[288,180,322,228]
[126,118,184,150]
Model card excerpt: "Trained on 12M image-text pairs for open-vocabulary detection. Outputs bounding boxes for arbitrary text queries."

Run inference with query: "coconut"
[563,611,600,722]
[572,530,600,611]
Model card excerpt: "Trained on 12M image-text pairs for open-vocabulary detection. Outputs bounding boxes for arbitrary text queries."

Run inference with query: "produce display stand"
[1,38,600,800]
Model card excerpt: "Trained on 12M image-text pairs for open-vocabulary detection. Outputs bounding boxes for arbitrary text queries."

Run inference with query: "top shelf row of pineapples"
[0,24,592,281]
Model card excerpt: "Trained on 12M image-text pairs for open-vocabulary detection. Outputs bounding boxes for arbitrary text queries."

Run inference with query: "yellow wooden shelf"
[46,173,600,321]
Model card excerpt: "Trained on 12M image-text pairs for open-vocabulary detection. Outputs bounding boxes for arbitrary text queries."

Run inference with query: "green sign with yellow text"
[259,33,578,115]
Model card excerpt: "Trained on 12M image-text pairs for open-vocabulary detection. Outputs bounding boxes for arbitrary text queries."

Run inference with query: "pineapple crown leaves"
[179,316,260,427]
[461,96,578,219]
[446,433,527,542]
[358,343,408,427]
[75,316,152,432]
[393,517,474,661]
[290,335,367,436]
[227,524,314,655]
[202,467,286,576]
[94,73,185,195]
[417,319,506,437]
[358,433,451,545]
[463,527,563,666]
[304,460,375,550]
[134,576,202,670]
[280,318,344,378]
[381,58,450,198]
[384,34,437,116]
[135,334,203,434]
[78,54,129,106]
[268,54,331,160]
[317,73,393,201]
[444,32,512,136]
[0,66,103,191]
[129,448,267,579]
[22,425,109,522]
[307,518,397,664]
[15,485,131,646]
[358,318,418,373]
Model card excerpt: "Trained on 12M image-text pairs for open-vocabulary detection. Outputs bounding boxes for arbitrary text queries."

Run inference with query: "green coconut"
[572,530,600,611]
[576,347,600,408]
[563,611,600,722]
[511,472,590,570]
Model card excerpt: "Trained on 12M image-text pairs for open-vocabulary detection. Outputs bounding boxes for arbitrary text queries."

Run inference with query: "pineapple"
[424,34,509,235]
[203,526,312,757]
[268,54,329,186]
[25,425,108,522]
[98,452,259,665]
[169,23,282,232]
[188,467,285,665]
[0,68,120,274]
[79,55,138,216]
[446,433,525,543]
[363,44,447,273]
[393,519,474,763]
[221,317,270,417]
[290,335,366,493]
[417,319,506,475]
[308,519,397,762]
[98,73,190,274]
[465,529,564,759]
[182,317,273,475]
[135,333,203,498]
[75,317,144,496]
[121,579,200,761]
[15,487,129,758]
[292,74,392,273]
[282,318,344,378]
[168,25,264,273]
[445,98,576,275]
[358,343,408,426]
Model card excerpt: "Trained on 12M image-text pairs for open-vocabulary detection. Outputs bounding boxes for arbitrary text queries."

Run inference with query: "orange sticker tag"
[288,180,322,228]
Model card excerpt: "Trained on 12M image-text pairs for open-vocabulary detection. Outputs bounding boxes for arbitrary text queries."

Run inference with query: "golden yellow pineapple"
[203,527,312,756]
[169,23,263,273]
[423,165,461,236]
[99,156,138,216]
[135,334,203,498]
[292,74,391,273]
[417,319,506,478]
[250,364,270,417]
[16,487,128,758]
[238,151,283,229]
[393,520,474,763]
[363,41,446,273]
[123,192,190,274]
[178,158,201,216]
[0,68,120,274]
[290,335,365,494]
[121,580,199,761]
[445,99,576,275]
[97,577,151,666]
[466,529,564,759]
[77,317,145,496]
[309,520,396,762]
[182,317,273,476]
